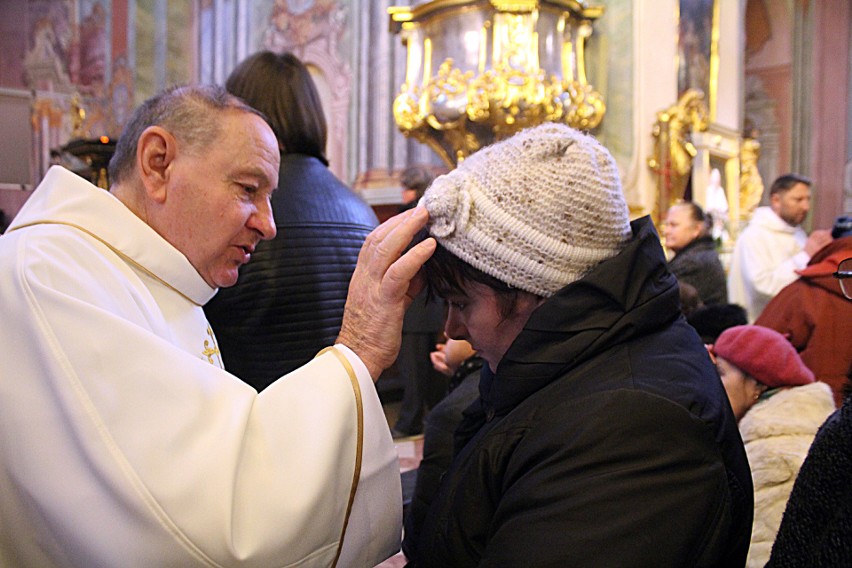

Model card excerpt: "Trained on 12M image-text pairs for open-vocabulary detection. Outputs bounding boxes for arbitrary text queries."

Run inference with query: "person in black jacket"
[402,123,753,567]
[664,200,728,304]
[204,51,378,390]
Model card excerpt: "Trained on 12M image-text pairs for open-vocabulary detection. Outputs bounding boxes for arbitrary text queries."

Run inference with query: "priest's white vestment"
[0,167,401,567]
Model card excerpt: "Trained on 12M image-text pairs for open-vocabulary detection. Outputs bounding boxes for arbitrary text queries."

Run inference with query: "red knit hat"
[713,325,814,388]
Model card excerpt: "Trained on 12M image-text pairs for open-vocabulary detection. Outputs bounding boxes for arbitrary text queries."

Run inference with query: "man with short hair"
[400,165,435,208]
[0,84,436,567]
[727,173,832,321]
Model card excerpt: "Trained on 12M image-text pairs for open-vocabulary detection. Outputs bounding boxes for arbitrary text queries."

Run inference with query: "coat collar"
[8,166,217,305]
[481,216,681,416]
[676,234,717,256]
[751,206,798,233]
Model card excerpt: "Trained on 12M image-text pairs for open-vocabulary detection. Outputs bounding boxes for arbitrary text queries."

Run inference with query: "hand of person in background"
[430,343,454,377]
[804,229,833,256]
[431,338,476,377]
[705,343,717,365]
[337,207,436,381]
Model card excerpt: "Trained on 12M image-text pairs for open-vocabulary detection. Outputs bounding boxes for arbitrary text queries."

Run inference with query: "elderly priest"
[0,84,436,567]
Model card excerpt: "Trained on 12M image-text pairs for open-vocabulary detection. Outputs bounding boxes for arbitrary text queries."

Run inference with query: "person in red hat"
[755,234,852,405]
[712,325,836,568]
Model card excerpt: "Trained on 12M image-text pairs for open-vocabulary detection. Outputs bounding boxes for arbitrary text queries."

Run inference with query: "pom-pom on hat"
[421,123,632,297]
[713,325,815,388]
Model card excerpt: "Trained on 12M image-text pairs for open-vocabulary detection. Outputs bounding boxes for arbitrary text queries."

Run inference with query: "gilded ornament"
[563,80,605,130]
[738,137,764,221]
[390,0,606,166]
[648,89,709,221]
[70,94,88,139]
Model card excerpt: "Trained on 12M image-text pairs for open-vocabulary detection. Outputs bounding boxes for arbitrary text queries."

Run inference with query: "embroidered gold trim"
[317,346,364,568]
[9,220,202,306]
[202,327,224,367]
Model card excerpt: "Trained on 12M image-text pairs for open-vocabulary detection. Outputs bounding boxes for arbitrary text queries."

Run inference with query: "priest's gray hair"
[108,84,269,186]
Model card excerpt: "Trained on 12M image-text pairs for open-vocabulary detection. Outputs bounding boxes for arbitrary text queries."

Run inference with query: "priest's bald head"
[108,85,280,289]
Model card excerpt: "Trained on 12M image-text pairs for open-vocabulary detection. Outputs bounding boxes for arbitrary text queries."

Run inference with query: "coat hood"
[480,216,681,416]
[794,236,852,296]
[677,234,717,255]
[8,166,216,305]
[750,206,798,234]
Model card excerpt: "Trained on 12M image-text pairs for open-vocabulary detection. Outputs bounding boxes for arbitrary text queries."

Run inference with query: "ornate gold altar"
[57,95,116,190]
[648,89,765,244]
[389,0,606,167]
[648,89,709,224]
[61,136,116,190]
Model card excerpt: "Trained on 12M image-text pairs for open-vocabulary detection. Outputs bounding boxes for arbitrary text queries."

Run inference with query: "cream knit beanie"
[422,122,632,297]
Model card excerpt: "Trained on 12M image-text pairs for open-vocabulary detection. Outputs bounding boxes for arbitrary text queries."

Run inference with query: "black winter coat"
[766,394,852,567]
[408,217,752,568]
[668,235,728,305]
[204,154,378,390]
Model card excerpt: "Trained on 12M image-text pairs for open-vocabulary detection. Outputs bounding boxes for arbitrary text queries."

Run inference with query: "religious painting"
[77,0,111,93]
[262,0,351,179]
[677,0,717,117]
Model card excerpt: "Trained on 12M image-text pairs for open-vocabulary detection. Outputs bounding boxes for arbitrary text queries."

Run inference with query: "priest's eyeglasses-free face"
[833,257,852,300]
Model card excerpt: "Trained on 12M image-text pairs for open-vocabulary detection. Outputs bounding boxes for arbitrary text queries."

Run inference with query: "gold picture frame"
[677,0,719,122]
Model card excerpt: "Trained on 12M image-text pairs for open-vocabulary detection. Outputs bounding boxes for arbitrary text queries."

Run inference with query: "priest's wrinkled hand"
[337,207,436,381]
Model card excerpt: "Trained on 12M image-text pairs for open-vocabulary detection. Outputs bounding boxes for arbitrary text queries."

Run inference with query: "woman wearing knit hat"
[403,122,753,567]
[711,325,835,568]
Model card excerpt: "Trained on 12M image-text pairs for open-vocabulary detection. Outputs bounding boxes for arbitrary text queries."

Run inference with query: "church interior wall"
[629,0,679,216]
[0,0,849,227]
[716,0,746,131]
[808,0,851,231]
[585,0,635,185]
[847,17,852,215]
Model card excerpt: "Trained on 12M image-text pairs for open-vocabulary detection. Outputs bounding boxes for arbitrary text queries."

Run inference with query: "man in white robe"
[727,173,832,322]
[0,85,436,567]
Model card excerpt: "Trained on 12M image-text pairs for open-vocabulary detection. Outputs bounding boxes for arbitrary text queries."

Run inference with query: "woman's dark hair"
[418,233,524,320]
[225,51,328,164]
[673,200,710,236]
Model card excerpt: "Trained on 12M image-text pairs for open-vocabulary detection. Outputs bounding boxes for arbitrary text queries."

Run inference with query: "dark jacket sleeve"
[766,400,852,567]
[403,371,481,561]
[479,391,741,568]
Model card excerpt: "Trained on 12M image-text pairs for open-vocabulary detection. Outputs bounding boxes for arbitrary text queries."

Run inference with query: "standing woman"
[205,51,379,390]
[404,122,752,567]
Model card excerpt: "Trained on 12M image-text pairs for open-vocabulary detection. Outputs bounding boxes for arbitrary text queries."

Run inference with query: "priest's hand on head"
[337,207,436,381]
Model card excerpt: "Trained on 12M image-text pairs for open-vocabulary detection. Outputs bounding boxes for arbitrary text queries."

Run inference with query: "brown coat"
[756,237,852,405]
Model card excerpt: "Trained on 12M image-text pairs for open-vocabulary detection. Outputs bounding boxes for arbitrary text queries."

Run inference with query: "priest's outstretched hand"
[337,206,436,381]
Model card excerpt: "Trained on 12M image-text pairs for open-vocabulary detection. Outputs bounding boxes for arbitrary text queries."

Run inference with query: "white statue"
[705,168,729,242]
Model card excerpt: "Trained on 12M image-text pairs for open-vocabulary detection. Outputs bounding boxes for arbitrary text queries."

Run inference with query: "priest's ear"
[136,125,177,203]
